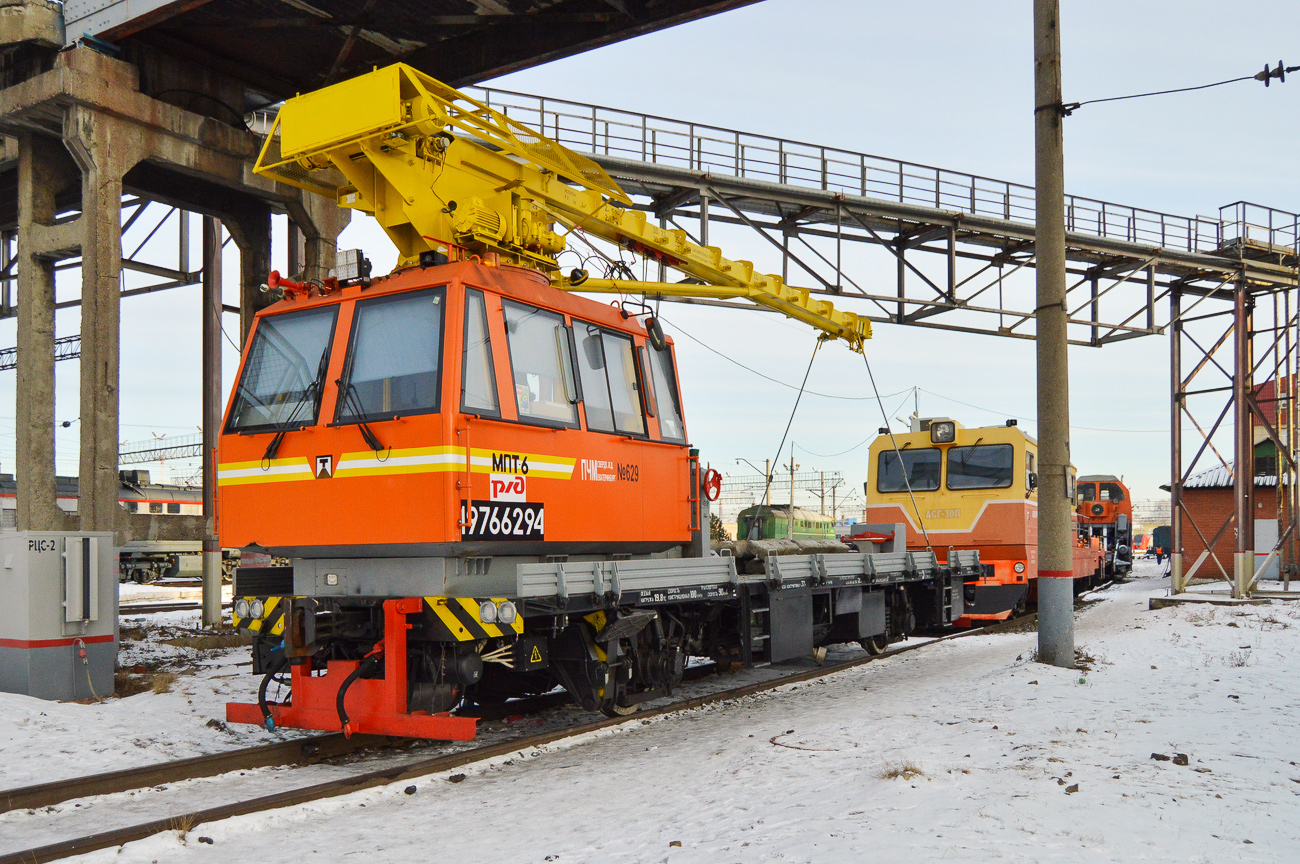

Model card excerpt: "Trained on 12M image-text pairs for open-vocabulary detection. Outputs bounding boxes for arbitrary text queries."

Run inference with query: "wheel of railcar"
[597,665,639,717]
[860,634,888,656]
[600,698,638,718]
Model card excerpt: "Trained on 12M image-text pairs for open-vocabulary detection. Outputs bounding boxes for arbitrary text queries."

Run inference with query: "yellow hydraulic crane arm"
[253,63,870,351]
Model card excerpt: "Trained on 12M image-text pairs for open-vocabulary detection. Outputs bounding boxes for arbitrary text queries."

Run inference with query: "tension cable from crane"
[1051,60,1300,115]
[657,313,892,402]
[761,338,823,511]
[862,349,934,554]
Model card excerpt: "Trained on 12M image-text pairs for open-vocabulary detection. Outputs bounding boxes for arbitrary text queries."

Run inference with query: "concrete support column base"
[1036,574,1076,669]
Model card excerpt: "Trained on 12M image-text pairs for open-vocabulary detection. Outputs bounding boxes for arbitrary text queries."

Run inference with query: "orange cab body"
[217,261,693,562]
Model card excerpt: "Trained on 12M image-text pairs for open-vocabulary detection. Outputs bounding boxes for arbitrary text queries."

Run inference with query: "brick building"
[1174,463,1281,581]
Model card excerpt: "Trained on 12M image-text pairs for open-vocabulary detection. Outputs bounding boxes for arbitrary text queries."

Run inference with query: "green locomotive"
[735,504,837,542]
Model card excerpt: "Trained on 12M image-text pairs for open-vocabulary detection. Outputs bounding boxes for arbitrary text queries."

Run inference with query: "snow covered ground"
[0,607,309,792]
[7,562,1300,862]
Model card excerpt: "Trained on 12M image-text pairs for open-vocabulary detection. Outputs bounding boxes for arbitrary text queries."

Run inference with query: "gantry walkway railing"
[469,86,1299,259]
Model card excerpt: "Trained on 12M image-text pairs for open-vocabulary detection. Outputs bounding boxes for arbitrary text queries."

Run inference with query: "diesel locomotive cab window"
[337,288,444,423]
[575,324,646,436]
[461,289,499,415]
[876,448,941,492]
[645,342,686,443]
[503,301,579,426]
[227,305,337,432]
[946,443,1015,490]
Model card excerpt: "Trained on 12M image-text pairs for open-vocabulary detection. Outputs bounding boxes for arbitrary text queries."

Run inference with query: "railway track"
[119,600,228,615]
[0,609,1061,864]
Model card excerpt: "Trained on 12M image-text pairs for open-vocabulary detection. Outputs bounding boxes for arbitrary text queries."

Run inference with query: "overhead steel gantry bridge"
[468,85,1297,344]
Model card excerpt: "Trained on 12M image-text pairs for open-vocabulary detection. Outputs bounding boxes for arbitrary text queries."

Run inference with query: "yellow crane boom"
[254,63,870,351]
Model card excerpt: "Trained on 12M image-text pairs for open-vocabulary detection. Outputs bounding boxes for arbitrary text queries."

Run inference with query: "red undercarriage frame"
[226,598,478,741]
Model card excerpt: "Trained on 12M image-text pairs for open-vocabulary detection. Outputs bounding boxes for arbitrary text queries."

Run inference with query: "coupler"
[226,598,478,740]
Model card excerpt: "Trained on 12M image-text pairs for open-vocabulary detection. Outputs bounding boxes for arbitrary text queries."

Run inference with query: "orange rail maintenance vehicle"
[222,65,981,739]
[863,417,1104,625]
[1075,475,1134,578]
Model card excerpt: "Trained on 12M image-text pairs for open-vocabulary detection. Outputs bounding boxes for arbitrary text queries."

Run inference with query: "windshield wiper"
[262,350,330,461]
[336,378,386,452]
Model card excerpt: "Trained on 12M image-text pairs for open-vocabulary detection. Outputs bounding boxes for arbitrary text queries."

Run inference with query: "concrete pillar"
[64,105,139,534]
[15,133,77,531]
[202,216,223,628]
[293,191,349,284]
[223,203,272,346]
[1033,0,1075,667]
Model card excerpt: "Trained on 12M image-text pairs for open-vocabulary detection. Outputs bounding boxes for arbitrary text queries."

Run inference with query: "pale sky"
[1,0,1296,518]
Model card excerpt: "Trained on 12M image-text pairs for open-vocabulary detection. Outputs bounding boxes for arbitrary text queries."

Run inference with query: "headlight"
[496,601,517,624]
[234,598,251,619]
[1013,562,1026,574]
[479,600,498,623]
[249,599,265,619]
[929,420,956,444]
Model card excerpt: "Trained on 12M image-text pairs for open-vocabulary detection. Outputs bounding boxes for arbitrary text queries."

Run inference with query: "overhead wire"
[659,313,906,402]
[862,350,933,553]
[914,387,1166,434]
[761,338,821,511]
[797,390,917,458]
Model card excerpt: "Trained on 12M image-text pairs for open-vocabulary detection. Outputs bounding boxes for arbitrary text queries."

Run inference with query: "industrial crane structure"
[254,63,871,351]
[221,64,972,740]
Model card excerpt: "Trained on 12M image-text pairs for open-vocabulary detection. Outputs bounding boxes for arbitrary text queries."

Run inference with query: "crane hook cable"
[761,337,822,512]
[862,349,934,554]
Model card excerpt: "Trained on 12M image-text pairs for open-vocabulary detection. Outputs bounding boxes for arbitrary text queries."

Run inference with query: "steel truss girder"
[596,155,1295,347]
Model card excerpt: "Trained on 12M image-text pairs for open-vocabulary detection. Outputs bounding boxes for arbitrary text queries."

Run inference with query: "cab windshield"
[876,448,940,492]
[226,306,337,433]
[336,287,445,423]
[946,443,1015,489]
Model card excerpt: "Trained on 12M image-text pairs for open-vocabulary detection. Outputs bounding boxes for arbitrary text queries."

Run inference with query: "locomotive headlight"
[929,420,957,444]
[496,601,517,625]
[479,600,499,623]
[234,599,251,619]
[1013,562,1026,574]
[249,599,265,619]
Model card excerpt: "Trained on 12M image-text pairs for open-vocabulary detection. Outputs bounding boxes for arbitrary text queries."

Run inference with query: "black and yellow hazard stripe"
[233,596,287,637]
[424,597,525,641]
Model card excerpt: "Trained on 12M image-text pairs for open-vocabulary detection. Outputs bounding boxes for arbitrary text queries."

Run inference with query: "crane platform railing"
[463,86,1297,260]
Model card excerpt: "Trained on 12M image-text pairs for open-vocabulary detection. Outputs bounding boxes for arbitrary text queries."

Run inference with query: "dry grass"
[161,633,255,650]
[879,760,924,781]
[1227,650,1252,668]
[150,672,177,694]
[168,813,197,834]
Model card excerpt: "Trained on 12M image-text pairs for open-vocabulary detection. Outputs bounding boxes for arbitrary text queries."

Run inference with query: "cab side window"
[461,289,499,416]
[575,323,646,436]
[644,342,686,443]
[503,300,579,427]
